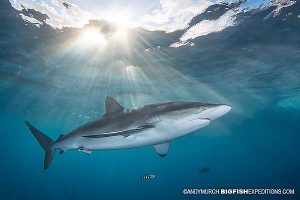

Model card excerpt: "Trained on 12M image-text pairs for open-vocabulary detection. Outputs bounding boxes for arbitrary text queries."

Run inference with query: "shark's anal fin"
[103,96,124,116]
[153,142,169,157]
[78,147,92,155]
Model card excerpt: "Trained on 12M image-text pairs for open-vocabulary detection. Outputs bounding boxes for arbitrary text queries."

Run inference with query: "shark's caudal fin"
[25,121,54,170]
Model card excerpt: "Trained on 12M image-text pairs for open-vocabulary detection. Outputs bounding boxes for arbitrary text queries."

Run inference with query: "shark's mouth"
[187,118,211,128]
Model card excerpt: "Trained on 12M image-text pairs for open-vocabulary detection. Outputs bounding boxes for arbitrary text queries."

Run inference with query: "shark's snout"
[207,104,231,120]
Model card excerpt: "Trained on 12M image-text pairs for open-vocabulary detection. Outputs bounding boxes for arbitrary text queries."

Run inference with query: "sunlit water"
[0,0,300,199]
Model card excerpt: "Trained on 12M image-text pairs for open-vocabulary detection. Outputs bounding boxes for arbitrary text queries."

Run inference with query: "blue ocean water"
[0,0,300,199]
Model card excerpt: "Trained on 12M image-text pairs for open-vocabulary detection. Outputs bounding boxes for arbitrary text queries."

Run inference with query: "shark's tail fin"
[25,121,54,170]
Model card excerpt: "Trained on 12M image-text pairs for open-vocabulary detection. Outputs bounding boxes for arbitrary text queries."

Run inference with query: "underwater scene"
[0,0,299,199]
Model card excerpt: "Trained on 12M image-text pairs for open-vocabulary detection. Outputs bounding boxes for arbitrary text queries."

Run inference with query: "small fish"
[141,173,156,181]
[198,167,210,173]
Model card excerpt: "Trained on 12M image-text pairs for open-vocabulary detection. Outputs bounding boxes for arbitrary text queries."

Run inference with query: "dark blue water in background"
[0,0,300,199]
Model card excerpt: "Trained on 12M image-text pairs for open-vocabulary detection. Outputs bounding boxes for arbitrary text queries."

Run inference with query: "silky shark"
[26,96,231,170]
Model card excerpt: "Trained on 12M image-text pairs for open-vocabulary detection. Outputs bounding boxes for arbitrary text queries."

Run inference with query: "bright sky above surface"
[9,0,295,47]
[9,0,272,29]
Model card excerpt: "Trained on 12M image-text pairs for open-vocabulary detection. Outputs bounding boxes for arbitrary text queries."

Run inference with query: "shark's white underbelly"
[80,118,210,150]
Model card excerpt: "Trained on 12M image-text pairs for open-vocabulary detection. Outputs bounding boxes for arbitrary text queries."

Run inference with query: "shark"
[25,96,231,170]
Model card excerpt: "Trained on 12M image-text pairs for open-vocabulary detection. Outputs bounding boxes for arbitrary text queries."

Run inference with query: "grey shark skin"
[26,96,231,170]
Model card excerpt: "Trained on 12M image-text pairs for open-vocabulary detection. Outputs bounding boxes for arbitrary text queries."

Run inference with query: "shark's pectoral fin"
[153,142,169,157]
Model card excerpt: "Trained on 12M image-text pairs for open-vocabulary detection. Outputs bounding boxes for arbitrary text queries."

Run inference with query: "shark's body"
[26,96,231,169]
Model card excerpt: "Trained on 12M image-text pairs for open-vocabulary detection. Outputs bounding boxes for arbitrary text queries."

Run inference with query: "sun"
[114,26,127,39]
[75,11,133,48]
[78,28,107,47]
[107,11,133,40]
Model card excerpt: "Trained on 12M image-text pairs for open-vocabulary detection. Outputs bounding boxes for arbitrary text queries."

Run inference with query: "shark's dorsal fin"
[104,96,124,116]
